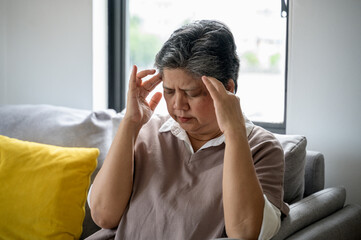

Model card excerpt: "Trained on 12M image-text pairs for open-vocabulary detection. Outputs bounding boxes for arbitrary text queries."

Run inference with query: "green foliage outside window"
[129,16,162,68]
[269,53,281,72]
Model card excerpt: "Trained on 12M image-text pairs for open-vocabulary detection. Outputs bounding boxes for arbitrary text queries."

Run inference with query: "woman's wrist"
[223,124,248,141]
[118,117,144,140]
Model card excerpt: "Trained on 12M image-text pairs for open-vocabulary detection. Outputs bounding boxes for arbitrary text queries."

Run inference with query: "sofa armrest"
[271,187,346,240]
[304,151,325,197]
[286,204,361,240]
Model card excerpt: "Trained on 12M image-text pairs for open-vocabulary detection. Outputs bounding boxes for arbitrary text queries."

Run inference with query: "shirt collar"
[159,114,254,154]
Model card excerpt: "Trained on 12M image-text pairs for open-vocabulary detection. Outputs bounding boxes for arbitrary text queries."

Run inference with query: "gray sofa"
[0,104,360,240]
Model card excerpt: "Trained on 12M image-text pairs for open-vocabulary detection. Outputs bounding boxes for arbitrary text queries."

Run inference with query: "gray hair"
[154,20,240,92]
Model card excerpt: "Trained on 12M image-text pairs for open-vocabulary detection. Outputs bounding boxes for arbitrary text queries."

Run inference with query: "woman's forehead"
[162,68,202,88]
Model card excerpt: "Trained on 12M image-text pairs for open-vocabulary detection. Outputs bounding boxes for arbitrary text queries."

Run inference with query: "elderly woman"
[88,20,289,240]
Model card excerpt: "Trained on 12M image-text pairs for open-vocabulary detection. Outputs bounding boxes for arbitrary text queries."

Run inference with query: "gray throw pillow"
[0,104,121,170]
[274,134,307,204]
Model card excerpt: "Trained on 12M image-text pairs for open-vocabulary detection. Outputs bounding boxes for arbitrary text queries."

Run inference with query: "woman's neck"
[187,130,223,152]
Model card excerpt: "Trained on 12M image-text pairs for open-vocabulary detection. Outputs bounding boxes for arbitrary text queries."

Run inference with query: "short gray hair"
[154,20,240,92]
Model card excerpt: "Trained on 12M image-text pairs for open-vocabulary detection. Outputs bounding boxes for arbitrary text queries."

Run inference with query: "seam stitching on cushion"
[288,137,306,155]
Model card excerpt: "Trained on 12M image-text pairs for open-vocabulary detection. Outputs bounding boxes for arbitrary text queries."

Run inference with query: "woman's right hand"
[124,65,163,128]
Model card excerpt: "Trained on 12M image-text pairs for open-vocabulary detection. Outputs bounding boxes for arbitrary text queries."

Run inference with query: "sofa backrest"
[1,104,322,237]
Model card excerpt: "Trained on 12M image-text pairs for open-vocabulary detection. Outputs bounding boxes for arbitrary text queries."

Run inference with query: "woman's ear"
[226,79,235,93]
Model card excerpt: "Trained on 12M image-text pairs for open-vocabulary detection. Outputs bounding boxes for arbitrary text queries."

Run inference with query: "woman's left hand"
[202,76,246,137]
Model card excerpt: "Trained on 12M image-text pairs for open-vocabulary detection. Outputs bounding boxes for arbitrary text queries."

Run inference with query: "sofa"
[0,104,360,240]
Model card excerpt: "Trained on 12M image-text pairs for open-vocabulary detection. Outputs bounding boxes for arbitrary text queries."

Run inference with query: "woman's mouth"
[178,116,192,123]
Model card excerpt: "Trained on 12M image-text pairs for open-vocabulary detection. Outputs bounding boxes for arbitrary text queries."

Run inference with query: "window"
[109,0,288,133]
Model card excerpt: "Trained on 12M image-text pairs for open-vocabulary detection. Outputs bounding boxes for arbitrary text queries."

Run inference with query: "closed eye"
[185,90,202,97]
[163,88,174,95]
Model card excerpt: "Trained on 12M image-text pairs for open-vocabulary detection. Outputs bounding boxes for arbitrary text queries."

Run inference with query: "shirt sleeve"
[258,194,281,240]
[87,184,93,209]
[249,126,289,215]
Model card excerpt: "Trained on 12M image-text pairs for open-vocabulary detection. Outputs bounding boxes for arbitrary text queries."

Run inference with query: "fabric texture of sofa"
[0,104,360,240]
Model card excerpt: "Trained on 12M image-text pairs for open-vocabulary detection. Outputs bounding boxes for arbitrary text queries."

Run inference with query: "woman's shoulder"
[135,114,178,150]
[248,125,282,145]
[248,125,284,162]
[144,113,171,129]
[137,113,172,138]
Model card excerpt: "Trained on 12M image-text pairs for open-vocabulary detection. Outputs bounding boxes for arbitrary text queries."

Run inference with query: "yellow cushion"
[0,135,99,240]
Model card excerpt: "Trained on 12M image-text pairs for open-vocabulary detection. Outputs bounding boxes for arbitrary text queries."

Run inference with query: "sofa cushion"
[0,104,124,238]
[0,104,119,172]
[0,135,98,240]
[274,134,307,203]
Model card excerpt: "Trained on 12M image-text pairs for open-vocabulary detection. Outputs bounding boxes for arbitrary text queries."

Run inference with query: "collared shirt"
[158,116,281,240]
[159,114,254,154]
[88,114,285,240]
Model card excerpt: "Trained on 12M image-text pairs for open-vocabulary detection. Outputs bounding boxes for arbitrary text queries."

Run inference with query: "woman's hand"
[201,76,246,138]
[125,65,163,127]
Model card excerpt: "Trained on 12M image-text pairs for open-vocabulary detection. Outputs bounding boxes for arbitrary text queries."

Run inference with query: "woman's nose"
[173,93,189,110]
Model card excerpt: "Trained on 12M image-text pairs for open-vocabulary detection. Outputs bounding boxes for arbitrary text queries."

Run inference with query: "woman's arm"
[202,76,264,239]
[89,118,140,229]
[222,129,264,239]
[89,66,162,229]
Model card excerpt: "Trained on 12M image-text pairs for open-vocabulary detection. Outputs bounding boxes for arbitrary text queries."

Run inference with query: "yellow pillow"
[0,135,99,240]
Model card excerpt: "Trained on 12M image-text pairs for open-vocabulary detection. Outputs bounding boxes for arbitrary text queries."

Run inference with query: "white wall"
[0,0,7,104]
[0,0,93,110]
[92,0,108,110]
[287,0,361,205]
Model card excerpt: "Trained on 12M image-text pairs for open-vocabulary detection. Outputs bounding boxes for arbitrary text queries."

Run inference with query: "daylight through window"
[128,0,287,124]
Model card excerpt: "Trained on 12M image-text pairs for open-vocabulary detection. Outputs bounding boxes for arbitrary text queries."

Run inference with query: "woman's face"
[162,68,220,139]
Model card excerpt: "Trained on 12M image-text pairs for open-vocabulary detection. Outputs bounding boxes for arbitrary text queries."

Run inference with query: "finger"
[148,92,163,111]
[142,73,162,92]
[137,69,156,79]
[205,76,228,92]
[139,74,162,99]
[129,65,138,89]
[202,76,221,100]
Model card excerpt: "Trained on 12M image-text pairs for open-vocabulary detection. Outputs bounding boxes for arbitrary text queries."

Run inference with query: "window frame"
[108,0,128,111]
[107,0,288,134]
